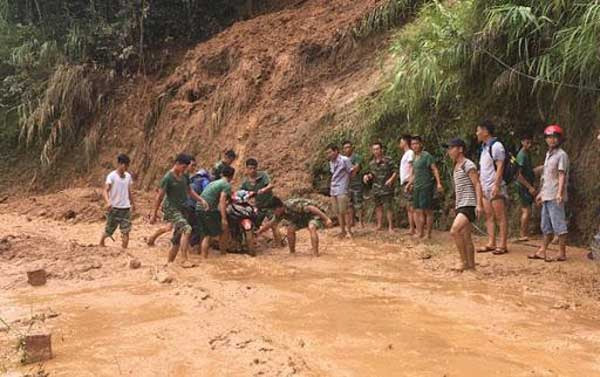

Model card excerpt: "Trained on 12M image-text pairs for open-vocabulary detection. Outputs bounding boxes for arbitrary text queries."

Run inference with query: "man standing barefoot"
[364,142,397,233]
[476,120,509,255]
[326,143,353,237]
[197,165,235,258]
[147,158,198,247]
[151,154,208,267]
[515,132,537,242]
[100,154,134,249]
[398,135,416,235]
[258,197,333,256]
[445,139,483,271]
[407,136,443,240]
[529,125,569,262]
[342,140,364,228]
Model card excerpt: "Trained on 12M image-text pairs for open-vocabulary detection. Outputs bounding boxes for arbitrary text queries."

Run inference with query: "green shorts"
[349,188,364,210]
[197,209,223,238]
[413,185,434,210]
[373,194,393,211]
[281,215,323,231]
[164,206,192,237]
[105,208,131,236]
[518,185,534,207]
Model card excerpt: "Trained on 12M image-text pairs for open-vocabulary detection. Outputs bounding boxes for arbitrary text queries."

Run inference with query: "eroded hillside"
[88,0,401,193]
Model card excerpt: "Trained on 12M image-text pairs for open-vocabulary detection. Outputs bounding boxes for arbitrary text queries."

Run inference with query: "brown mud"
[1,190,600,376]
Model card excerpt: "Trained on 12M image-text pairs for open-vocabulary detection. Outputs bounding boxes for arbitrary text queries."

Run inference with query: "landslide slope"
[93,0,397,193]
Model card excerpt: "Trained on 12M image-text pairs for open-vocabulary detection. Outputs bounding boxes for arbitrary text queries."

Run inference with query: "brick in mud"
[21,334,53,364]
[27,269,47,286]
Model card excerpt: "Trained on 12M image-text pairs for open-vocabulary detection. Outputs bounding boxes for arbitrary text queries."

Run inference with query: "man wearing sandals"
[529,125,569,262]
[151,154,209,267]
[445,138,483,271]
[475,120,509,255]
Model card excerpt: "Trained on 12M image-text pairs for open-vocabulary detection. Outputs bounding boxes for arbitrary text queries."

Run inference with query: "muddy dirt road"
[2,202,600,376]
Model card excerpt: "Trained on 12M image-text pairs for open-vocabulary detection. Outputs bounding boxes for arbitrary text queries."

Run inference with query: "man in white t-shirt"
[476,120,508,255]
[398,135,416,235]
[100,154,134,249]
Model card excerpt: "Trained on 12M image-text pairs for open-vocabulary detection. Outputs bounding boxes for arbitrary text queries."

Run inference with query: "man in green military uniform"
[343,140,364,228]
[197,165,235,258]
[363,142,398,233]
[240,158,282,245]
[151,154,209,267]
[212,149,237,180]
[515,132,537,242]
[407,136,443,240]
[257,197,333,256]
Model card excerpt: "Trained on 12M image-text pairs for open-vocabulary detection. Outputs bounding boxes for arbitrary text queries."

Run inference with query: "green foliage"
[0,0,256,167]
[367,0,600,239]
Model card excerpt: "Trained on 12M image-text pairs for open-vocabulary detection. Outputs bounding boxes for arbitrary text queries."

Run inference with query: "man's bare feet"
[179,260,196,268]
[388,228,394,234]
[451,263,466,272]
[336,231,347,239]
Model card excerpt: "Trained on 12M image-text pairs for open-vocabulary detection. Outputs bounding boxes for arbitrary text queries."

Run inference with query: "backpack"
[482,140,519,185]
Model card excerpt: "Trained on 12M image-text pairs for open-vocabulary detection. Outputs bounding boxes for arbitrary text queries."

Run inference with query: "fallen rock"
[156,271,173,284]
[20,334,53,364]
[128,258,141,269]
[27,269,47,286]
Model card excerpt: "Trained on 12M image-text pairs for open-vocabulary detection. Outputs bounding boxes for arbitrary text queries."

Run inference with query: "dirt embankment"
[76,0,394,194]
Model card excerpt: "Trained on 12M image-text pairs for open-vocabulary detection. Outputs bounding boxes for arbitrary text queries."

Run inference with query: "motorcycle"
[226,190,258,256]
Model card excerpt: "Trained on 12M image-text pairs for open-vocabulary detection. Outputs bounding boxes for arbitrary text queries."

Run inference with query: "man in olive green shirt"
[212,149,237,180]
[407,136,443,239]
[240,158,282,245]
[343,140,364,228]
[197,165,235,258]
[151,154,208,267]
[515,133,537,242]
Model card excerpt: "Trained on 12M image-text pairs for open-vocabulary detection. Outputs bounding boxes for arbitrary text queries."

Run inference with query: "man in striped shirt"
[445,138,483,271]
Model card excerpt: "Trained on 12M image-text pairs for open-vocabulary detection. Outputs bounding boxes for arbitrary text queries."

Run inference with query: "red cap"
[544,124,563,137]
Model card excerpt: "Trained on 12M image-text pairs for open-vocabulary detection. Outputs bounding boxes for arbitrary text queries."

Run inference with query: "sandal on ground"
[527,254,544,260]
[516,237,529,242]
[554,256,567,262]
[492,248,509,255]
[476,246,495,253]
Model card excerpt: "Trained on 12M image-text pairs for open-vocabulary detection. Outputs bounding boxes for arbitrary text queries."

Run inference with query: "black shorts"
[456,206,476,223]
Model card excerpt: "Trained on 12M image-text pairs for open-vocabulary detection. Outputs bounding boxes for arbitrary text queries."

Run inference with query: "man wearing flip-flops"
[475,120,509,256]
[528,125,569,262]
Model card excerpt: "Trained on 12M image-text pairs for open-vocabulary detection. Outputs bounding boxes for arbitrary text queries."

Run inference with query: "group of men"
[99,119,576,271]
[322,121,572,271]
[99,150,334,267]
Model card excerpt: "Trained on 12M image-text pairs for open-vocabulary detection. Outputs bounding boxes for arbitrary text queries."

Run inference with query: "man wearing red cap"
[528,125,569,262]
